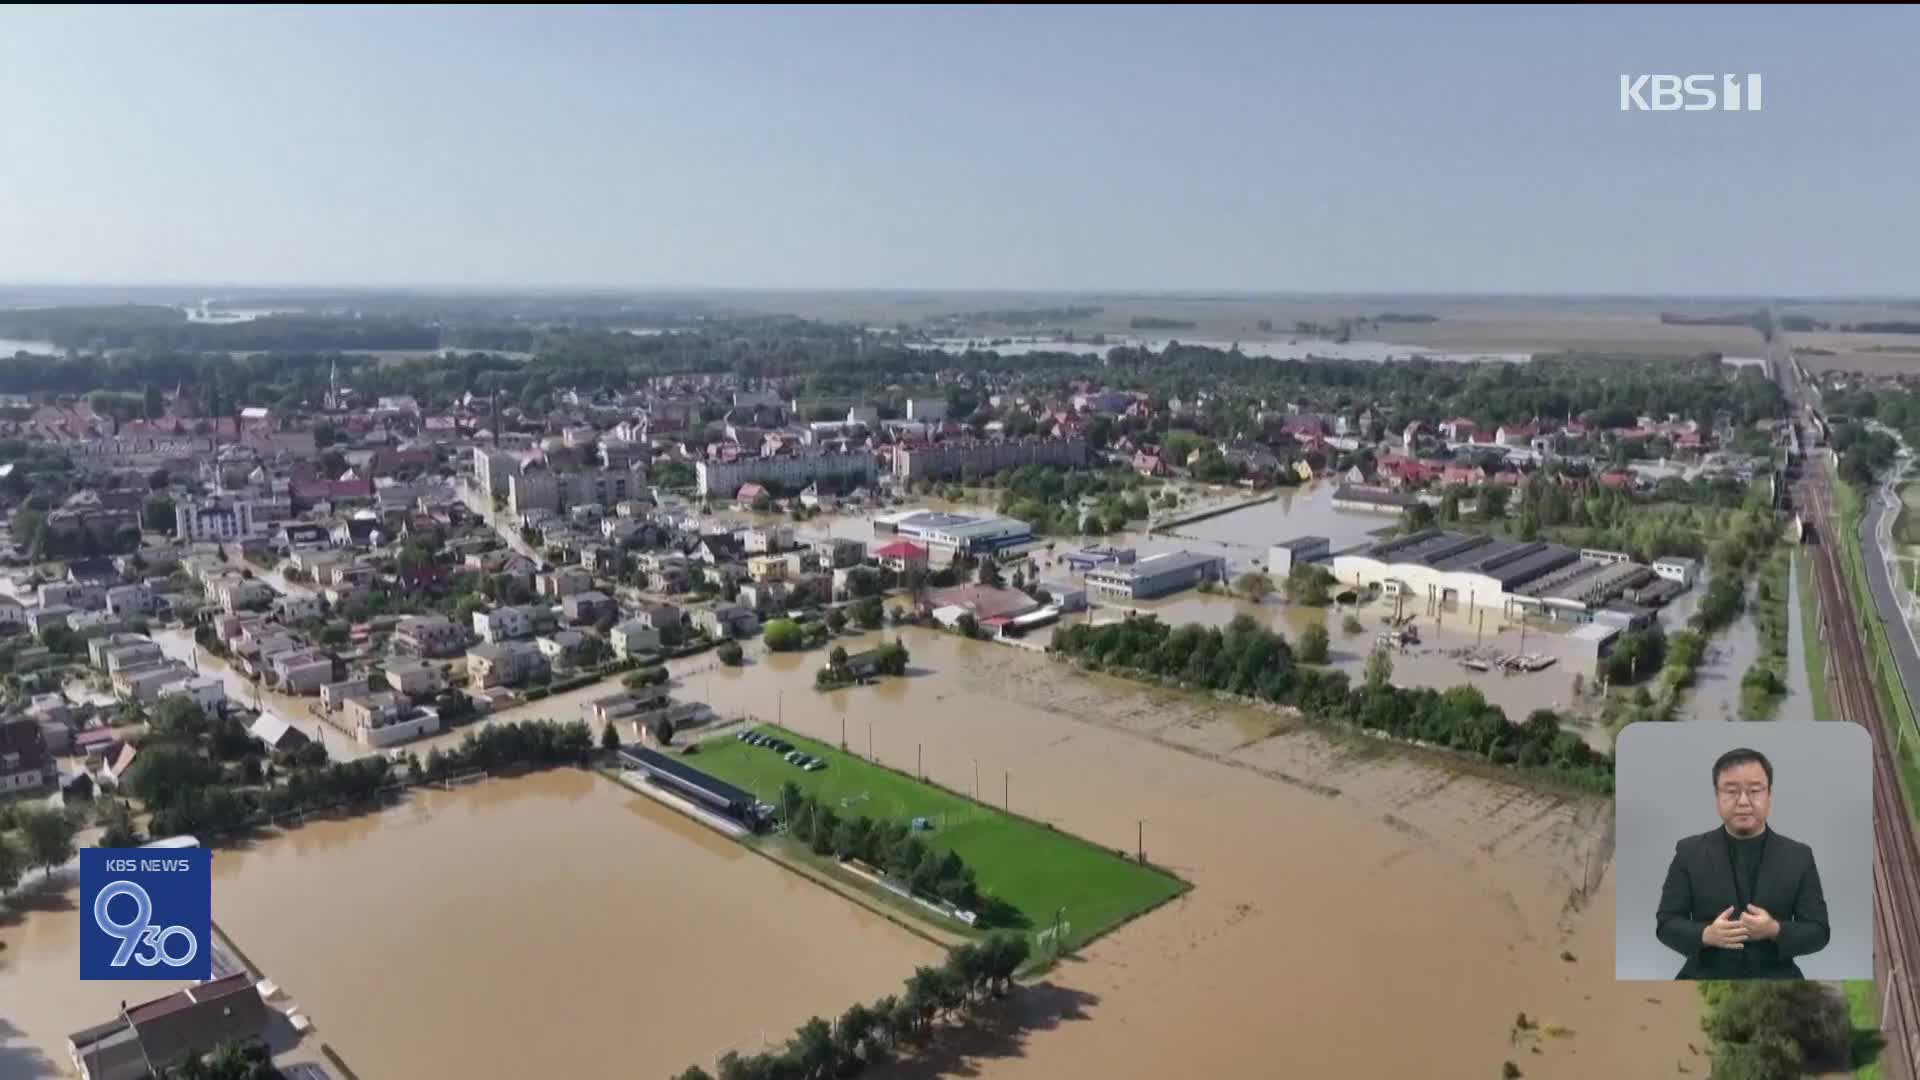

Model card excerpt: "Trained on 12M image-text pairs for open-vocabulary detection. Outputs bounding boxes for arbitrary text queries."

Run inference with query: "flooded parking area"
[691,629,1700,1079]
[0,770,938,1080]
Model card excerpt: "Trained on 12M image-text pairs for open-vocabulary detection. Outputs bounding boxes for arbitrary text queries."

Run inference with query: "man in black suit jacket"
[1656,747,1830,980]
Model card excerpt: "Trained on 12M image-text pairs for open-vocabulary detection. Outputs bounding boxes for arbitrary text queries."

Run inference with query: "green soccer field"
[690,724,1187,952]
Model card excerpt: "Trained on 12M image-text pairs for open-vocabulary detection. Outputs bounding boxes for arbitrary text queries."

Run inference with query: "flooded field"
[1157,482,1399,555]
[1071,588,1604,748]
[689,628,1701,1079]
[0,771,938,1080]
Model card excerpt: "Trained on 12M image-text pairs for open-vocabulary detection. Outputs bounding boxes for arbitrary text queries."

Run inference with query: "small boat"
[1461,659,1490,673]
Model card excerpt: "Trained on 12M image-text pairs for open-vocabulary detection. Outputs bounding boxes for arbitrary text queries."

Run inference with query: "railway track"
[1800,459,1920,1080]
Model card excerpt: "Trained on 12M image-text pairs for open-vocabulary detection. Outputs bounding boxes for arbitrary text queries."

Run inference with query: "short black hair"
[1712,747,1774,788]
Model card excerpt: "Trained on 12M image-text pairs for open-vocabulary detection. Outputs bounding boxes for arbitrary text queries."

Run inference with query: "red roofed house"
[1442,463,1488,487]
[1132,451,1166,477]
[1438,418,1477,441]
[1675,430,1704,450]
[871,540,929,574]
[1598,471,1634,491]
[1380,456,1440,490]
[735,483,767,507]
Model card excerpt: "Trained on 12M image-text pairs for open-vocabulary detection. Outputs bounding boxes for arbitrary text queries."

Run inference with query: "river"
[0,770,938,1079]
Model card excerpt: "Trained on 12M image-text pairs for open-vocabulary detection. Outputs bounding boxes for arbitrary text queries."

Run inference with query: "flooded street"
[691,629,1700,1079]
[1662,570,1762,723]
[0,771,938,1080]
[1784,554,1811,718]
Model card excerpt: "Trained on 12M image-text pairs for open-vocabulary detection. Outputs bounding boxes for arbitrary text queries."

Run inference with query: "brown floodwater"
[693,629,1702,1079]
[0,771,938,1080]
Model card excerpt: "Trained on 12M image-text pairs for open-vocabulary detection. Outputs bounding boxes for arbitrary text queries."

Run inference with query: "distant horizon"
[0,282,1913,304]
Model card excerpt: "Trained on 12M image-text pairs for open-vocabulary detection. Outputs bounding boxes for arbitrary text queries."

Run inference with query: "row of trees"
[675,935,1034,1080]
[779,779,977,911]
[816,641,910,688]
[124,720,596,840]
[1051,615,1614,791]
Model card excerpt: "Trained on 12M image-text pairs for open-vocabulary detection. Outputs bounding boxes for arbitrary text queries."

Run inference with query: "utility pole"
[1137,819,1144,863]
[1003,770,1009,812]
[973,757,979,802]
[867,720,873,762]
[917,742,922,780]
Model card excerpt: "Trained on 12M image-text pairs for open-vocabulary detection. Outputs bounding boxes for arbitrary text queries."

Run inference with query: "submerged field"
[694,724,1188,952]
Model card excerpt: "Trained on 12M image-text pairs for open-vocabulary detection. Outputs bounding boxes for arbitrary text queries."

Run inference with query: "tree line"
[122,720,595,841]
[778,779,983,914]
[673,934,1033,1080]
[1050,615,1614,792]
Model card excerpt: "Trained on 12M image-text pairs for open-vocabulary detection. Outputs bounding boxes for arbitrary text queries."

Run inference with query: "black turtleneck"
[1728,828,1767,909]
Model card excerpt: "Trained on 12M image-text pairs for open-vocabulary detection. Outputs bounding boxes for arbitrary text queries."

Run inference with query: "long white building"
[695,452,876,497]
[1331,529,1662,622]
[173,497,263,543]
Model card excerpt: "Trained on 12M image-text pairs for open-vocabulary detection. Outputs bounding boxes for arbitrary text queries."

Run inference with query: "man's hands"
[1702,905,1781,949]
[1739,904,1781,942]
[1703,907,1749,949]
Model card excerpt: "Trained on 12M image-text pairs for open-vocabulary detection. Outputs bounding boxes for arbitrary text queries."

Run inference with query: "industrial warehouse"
[1331,530,1692,623]
[871,509,1035,561]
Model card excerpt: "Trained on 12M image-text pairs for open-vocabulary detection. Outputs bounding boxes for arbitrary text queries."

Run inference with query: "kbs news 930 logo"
[79,847,212,981]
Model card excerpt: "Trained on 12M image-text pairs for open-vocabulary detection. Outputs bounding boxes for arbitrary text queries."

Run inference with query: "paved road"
[456,479,548,568]
[149,626,371,762]
[1855,456,1920,742]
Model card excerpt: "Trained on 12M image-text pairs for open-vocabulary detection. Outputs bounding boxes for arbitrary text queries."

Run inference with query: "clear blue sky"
[2,5,1915,294]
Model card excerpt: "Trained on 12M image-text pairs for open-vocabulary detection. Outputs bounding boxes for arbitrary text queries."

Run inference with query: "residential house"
[561,591,615,626]
[155,676,224,717]
[1132,451,1166,477]
[693,604,759,640]
[472,605,536,644]
[275,523,332,551]
[382,657,447,700]
[320,677,373,715]
[103,584,154,618]
[747,555,788,583]
[610,620,661,660]
[272,593,323,624]
[214,578,273,614]
[536,631,586,663]
[1495,421,1539,447]
[581,544,619,574]
[736,580,788,612]
[345,693,442,748]
[871,540,930,574]
[331,518,385,549]
[466,641,549,688]
[249,712,312,754]
[744,524,794,554]
[28,605,74,635]
[394,615,467,658]
[0,718,51,793]
[269,649,334,695]
[810,537,864,569]
[537,567,594,599]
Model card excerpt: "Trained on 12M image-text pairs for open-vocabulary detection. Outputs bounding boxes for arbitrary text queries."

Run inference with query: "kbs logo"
[1620,74,1763,112]
[79,847,212,981]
